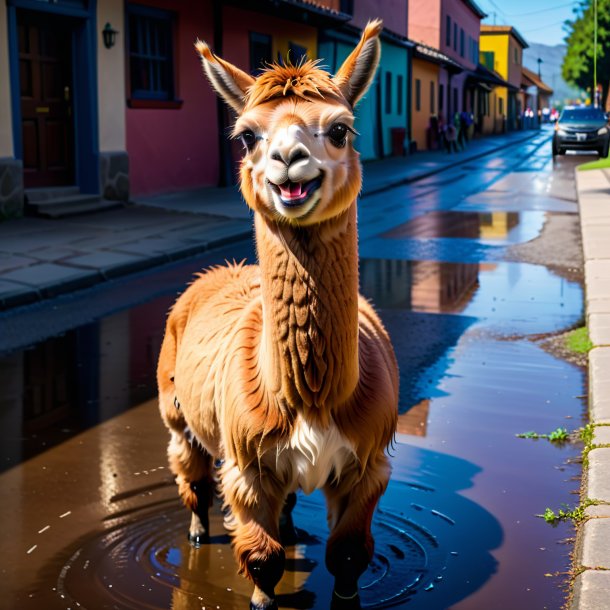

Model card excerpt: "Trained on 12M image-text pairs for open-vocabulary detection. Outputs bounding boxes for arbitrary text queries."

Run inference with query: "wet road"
[0,130,591,609]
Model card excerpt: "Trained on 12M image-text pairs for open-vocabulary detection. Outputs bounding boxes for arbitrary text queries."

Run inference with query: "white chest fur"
[280,416,356,495]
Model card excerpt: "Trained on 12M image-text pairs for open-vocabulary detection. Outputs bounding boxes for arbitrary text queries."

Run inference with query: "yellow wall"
[97,0,126,151]
[411,58,439,151]
[273,25,317,63]
[480,34,509,79]
[0,7,14,157]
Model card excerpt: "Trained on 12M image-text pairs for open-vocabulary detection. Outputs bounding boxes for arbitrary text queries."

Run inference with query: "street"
[0,129,591,609]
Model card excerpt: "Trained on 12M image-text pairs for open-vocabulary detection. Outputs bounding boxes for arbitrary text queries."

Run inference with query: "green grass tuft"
[516,427,569,443]
[565,327,593,354]
[578,152,610,171]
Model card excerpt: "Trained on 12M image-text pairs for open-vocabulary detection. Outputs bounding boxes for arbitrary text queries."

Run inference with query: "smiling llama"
[157,20,399,610]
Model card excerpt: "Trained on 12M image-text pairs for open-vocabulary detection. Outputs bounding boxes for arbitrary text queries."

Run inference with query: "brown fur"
[158,20,398,606]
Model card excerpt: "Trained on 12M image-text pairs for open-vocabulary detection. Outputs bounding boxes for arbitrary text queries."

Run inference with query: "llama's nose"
[269,143,310,167]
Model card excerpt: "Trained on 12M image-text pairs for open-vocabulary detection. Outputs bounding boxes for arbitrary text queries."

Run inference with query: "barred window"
[128,5,175,101]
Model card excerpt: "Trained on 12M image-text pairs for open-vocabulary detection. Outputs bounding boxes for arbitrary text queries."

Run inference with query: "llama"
[157,20,398,609]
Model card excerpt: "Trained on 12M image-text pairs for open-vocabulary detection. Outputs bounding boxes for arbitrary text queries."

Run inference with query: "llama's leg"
[221,462,287,610]
[323,454,391,609]
[167,427,215,545]
[279,492,297,545]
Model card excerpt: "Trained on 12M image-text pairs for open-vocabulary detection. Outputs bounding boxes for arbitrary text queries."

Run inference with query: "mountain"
[523,43,584,106]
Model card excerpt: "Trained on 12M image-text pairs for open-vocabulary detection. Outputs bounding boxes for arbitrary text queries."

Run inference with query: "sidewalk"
[0,129,540,311]
[571,167,610,610]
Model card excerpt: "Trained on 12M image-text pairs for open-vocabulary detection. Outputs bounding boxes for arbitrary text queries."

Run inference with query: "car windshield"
[560,108,606,122]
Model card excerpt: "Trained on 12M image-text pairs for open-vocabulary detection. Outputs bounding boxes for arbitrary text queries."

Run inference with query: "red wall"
[126,0,218,196]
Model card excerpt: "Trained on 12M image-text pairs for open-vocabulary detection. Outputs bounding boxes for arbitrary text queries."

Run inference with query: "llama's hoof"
[187,531,210,548]
[249,601,278,610]
[330,590,362,610]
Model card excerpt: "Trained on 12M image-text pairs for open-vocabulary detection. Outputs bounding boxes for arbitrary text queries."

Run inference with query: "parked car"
[552,106,610,157]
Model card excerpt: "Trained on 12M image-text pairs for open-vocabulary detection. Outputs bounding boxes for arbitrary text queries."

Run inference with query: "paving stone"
[0,253,37,273]
[65,251,151,277]
[585,504,610,518]
[590,349,610,424]
[585,279,610,300]
[585,259,610,280]
[587,448,610,502]
[0,262,99,291]
[571,570,610,610]
[578,518,610,569]
[588,313,610,346]
[586,298,610,315]
[592,426,610,446]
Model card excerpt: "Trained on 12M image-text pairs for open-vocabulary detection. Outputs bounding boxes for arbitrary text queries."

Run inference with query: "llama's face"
[196,20,382,225]
[233,98,362,225]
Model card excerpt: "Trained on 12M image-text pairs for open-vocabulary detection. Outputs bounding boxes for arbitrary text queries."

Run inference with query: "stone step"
[25,186,81,203]
[34,198,122,218]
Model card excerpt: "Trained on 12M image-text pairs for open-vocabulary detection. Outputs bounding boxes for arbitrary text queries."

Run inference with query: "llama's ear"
[195,39,255,113]
[333,20,382,107]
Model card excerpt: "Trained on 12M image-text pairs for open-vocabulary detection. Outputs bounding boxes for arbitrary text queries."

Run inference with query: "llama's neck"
[255,205,360,420]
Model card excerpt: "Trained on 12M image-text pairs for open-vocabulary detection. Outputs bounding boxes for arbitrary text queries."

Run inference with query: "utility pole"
[537,57,543,79]
[594,0,598,106]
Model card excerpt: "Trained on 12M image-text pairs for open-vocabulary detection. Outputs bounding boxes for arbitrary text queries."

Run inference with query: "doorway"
[18,12,75,188]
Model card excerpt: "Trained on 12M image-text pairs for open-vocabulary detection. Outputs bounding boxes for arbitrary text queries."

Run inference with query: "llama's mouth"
[268,174,323,208]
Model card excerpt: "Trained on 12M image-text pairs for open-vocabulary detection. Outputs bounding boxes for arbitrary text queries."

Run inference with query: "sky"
[475,0,579,46]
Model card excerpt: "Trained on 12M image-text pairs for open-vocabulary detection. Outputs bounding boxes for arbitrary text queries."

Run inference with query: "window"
[250,32,272,74]
[453,23,457,51]
[446,15,451,46]
[499,97,504,115]
[439,83,444,114]
[453,87,458,113]
[430,81,435,113]
[415,78,421,112]
[385,72,392,113]
[340,0,354,14]
[397,74,403,114]
[289,42,308,64]
[127,4,177,105]
[460,28,464,57]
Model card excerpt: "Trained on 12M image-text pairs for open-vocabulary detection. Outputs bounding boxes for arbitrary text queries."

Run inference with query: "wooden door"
[19,13,74,188]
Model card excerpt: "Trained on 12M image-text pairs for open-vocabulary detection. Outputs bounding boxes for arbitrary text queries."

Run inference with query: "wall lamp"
[102,23,118,49]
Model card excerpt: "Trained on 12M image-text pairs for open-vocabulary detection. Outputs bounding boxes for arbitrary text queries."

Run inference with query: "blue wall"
[319,34,410,160]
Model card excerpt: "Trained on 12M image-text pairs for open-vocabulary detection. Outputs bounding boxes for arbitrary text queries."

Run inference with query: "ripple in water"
[56,485,455,609]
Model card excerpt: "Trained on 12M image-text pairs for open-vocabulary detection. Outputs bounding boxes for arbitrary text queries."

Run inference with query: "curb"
[570,168,610,610]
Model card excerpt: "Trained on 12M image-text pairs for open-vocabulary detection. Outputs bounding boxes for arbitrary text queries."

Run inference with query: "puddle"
[381,211,545,245]
[360,258,582,336]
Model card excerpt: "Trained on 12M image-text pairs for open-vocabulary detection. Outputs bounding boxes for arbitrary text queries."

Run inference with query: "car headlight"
[598,126,609,135]
[557,129,567,136]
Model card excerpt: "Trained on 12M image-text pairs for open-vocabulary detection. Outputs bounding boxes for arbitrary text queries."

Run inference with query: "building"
[407,0,487,149]
[479,24,529,132]
[0,0,352,217]
[521,66,553,126]
[320,0,412,159]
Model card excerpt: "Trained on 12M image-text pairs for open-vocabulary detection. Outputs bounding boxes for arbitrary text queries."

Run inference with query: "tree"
[563,0,610,108]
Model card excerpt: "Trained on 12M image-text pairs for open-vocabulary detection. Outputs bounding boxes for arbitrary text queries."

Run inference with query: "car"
[552,106,610,157]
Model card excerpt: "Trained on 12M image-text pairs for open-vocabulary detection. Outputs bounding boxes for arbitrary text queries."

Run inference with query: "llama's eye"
[240,130,257,151]
[327,123,349,147]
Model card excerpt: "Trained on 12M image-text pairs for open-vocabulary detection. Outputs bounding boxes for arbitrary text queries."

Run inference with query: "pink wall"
[440,0,482,69]
[408,0,441,47]
[352,0,408,37]
[126,0,218,196]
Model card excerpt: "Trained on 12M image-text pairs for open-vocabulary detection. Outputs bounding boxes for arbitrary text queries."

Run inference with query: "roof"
[223,0,352,26]
[463,0,487,19]
[467,62,518,91]
[413,42,463,73]
[521,66,554,94]
[480,25,529,49]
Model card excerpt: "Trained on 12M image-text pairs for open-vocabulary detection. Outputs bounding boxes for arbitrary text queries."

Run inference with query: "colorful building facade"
[479,25,528,131]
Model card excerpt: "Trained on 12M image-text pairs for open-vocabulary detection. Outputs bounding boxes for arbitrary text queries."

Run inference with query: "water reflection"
[380,210,545,246]
[0,297,172,472]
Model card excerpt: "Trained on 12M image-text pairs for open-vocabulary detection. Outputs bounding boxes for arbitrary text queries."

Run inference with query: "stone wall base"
[100,151,129,202]
[0,158,24,218]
